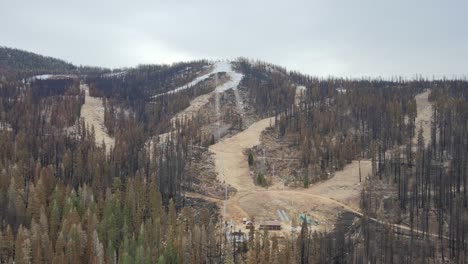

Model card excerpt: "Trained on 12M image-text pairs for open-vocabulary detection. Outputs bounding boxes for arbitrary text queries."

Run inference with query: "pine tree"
[248,153,254,167]
[15,225,31,264]
[0,225,14,262]
[298,219,309,264]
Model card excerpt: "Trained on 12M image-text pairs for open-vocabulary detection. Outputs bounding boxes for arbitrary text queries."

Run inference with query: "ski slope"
[26,74,76,82]
[151,61,243,98]
[102,71,126,78]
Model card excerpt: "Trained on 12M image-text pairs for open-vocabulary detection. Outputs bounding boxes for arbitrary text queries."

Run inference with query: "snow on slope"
[32,74,55,80]
[151,61,243,98]
[26,74,76,82]
[102,71,126,78]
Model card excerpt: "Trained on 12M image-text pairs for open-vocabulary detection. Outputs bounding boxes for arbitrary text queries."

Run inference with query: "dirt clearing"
[414,90,432,145]
[80,84,115,152]
[210,117,274,191]
[210,115,371,233]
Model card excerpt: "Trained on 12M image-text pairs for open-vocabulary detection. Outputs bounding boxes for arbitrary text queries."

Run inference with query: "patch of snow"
[296,85,306,91]
[177,66,191,73]
[213,61,244,93]
[151,61,244,98]
[26,74,76,83]
[102,71,127,78]
[33,74,54,80]
[0,122,12,132]
[264,65,278,72]
[336,87,347,94]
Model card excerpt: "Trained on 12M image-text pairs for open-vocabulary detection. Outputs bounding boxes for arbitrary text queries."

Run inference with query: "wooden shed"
[259,220,281,230]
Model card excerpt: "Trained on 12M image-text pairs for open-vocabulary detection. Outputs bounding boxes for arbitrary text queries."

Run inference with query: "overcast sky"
[1,0,467,78]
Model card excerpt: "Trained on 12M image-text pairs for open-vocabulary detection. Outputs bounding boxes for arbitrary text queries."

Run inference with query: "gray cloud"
[1,0,467,77]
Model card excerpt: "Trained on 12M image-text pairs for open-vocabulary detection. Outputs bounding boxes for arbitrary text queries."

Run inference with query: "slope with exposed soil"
[154,61,244,143]
[207,89,440,237]
[414,90,432,145]
[209,114,371,232]
[80,84,115,152]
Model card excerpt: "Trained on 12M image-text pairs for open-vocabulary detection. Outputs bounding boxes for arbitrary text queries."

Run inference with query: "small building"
[259,220,281,230]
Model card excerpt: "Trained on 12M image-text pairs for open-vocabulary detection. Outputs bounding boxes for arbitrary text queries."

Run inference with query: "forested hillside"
[242,70,468,262]
[0,54,220,263]
[0,49,466,263]
[0,47,76,79]
[0,47,75,72]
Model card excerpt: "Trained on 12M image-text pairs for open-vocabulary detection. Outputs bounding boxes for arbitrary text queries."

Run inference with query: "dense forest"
[0,53,221,263]
[0,47,113,82]
[0,49,467,263]
[0,47,76,73]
